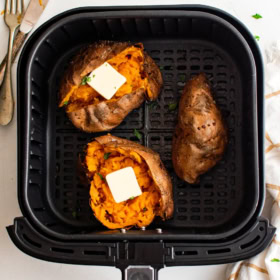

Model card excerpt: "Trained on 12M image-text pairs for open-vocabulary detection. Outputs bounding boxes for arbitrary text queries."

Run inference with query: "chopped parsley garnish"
[168,102,178,111]
[129,196,135,200]
[271,258,280,262]
[97,172,105,180]
[179,74,185,82]
[142,207,148,212]
[63,101,68,106]
[252,13,262,19]
[255,35,260,41]
[134,129,142,140]
[81,75,92,85]
[104,153,111,160]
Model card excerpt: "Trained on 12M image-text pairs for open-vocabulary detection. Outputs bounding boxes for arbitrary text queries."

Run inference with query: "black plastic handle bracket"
[7,216,276,273]
[116,242,165,280]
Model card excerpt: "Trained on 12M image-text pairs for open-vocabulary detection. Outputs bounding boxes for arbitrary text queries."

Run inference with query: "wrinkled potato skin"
[69,89,146,133]
[91,135,174,220]
[59,41,163,133]
[172,73,228,184]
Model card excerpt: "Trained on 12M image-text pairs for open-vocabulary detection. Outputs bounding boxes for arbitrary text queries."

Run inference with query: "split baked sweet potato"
[80,135,174,229]
[172,73,228,184]
[59,41,163,132]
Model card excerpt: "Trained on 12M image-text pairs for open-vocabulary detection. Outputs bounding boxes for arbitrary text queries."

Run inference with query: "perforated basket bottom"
[49,39,242,230]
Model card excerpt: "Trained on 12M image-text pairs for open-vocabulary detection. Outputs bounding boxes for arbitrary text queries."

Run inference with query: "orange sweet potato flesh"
[59,41,162,132]
[83,135,174,229]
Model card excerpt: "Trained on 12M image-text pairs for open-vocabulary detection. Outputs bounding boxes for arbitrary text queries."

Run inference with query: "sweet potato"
[172,73,228,184]
[81,135,174,229]
[59,41,162,132]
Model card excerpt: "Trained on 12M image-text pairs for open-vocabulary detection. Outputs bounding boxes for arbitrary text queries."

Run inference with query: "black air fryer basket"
[8,5,275,280]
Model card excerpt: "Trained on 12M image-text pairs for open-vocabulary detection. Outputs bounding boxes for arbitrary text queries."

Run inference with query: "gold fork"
[0,0,23,125]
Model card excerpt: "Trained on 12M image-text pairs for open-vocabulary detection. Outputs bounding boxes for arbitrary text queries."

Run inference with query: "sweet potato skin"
[172,73,228,184]
[68,88,146,133]
[59,41,163,132]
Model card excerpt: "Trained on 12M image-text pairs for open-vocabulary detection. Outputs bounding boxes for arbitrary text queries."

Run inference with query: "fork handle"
[0,30,27,86]
[0,26,18,125]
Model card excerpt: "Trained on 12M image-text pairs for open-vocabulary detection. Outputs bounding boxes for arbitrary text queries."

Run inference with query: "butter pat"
[106,167,142,203]
[87,62,126,100]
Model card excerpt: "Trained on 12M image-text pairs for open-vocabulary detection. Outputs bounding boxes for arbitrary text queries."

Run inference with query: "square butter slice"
[106,167,142,203]
[87,62,126,100]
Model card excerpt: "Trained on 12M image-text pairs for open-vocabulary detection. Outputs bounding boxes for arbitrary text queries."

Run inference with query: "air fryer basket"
[8,5,275,280]
[16,10,260,239]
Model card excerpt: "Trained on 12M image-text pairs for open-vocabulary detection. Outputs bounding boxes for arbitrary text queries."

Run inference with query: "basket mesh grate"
[49,40,242,229]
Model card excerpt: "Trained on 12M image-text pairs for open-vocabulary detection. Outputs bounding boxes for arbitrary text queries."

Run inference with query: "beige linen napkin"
[225,41,280,280]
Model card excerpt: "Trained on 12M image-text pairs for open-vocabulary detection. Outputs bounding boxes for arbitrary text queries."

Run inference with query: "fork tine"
[21,0,24,12]
[5,0,9,14]
[16,0,19,13]
[10,0,14,14]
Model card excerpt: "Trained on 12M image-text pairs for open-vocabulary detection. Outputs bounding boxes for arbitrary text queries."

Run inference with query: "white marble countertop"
[0,0,279,279]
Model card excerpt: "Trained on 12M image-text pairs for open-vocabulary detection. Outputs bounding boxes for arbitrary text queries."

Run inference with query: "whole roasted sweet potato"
[81,135,174,229]
[59,41,162,132]
[172,73,228,184]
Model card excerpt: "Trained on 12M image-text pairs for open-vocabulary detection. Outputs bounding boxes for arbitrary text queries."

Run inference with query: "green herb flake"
[72,211,77,218]
[252,13,262,19]
[129,196,135,200]
[97,172,105,181]
[142,207,148,212]
[134,129,142,141]
[159,66,164,70]
[255,35,260,41]
[271,258,280,262]
[104,153,111,160]
[179,74,185,82]
[168,102,178,111]
[81,75,92,85]
[63,101,68,106]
